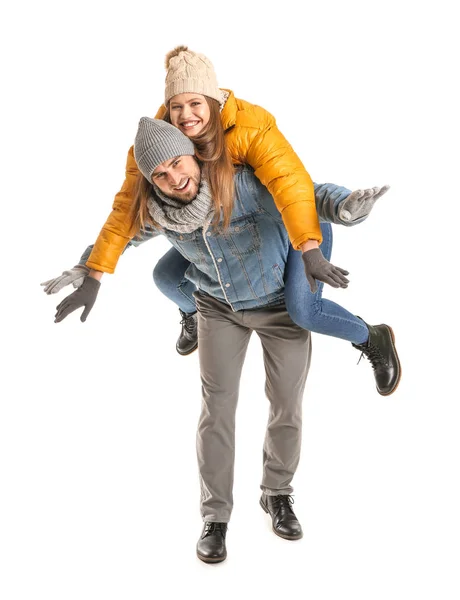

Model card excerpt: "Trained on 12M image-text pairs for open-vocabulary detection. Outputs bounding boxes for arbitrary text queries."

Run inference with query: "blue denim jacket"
[79,171,352,311]
[164,167,290,310]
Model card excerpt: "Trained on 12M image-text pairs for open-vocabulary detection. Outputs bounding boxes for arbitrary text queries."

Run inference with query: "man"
[49,119,398,563]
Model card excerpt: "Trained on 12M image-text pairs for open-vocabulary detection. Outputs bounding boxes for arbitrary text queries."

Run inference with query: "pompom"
[165,45,189,69]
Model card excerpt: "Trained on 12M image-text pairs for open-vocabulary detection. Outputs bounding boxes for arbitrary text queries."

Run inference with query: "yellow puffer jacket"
[86,89,321,273]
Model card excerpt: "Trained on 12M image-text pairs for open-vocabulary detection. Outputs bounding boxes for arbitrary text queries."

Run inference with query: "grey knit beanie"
[164,45,223,105]
[134,118,195,182]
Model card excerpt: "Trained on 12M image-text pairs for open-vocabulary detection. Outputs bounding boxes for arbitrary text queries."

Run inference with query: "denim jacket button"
[217,258,222,263]
[179,235,184,240]
[206,231,212,237]
[225,283,230,288]
[234,226,240,232]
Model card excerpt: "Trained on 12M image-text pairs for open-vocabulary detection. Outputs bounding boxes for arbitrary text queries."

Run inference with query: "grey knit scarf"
[147,178,215,234]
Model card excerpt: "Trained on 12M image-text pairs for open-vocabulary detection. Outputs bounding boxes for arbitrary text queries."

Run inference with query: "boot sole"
[196,551,227,564]
[259,498,303,540]
[379,325,402,396]
[176,343,198,357]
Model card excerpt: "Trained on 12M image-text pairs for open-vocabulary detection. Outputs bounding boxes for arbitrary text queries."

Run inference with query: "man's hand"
[41,266,89,294]
[339,185,390,222]
[54,276,101,323]
[301,248,349,294]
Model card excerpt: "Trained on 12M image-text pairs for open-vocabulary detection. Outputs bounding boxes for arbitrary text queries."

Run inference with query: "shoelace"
[272,494,295,514]
[203,522,227,538]
[179,311,196,334]
[357,343,388,369]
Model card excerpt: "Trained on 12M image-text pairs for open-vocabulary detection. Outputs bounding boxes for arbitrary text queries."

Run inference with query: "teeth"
[176,179,189,190]
[182,121,199,128]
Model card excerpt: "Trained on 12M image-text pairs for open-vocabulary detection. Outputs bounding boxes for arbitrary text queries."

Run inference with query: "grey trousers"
[194,292,312,523]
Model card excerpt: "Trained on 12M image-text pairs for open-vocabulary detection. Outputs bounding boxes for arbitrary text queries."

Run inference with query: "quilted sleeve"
[245,109,322,249]
[86,145,140,273]
[86,104,166,274]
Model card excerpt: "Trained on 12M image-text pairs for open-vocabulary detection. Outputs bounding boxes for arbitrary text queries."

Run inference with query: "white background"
[1,1,459,598]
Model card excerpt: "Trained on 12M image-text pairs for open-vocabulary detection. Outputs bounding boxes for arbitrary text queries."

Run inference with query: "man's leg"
[193,293,252,563]
[248,304,311,540]
[194,293,252,523]
[249,305,311,495]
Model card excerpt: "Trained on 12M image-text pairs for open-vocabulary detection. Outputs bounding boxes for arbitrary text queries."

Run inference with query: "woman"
[143,46,400,396]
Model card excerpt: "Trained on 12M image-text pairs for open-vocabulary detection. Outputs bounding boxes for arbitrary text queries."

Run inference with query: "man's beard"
[158,173,201,203]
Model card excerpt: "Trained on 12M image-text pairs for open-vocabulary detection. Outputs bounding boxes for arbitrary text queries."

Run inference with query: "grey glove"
[41,265,89,294]
[54,276,101,323]
[339,185,390,222]
[302,248,349,293]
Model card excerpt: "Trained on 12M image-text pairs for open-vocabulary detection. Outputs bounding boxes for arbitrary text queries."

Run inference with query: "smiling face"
[151,155,201,202]
[169,93,211,137]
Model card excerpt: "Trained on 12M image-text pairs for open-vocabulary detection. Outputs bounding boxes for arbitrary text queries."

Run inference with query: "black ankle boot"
[196,522,228,563]
[260,493,303,540]
[176,309,198,356]
[352,319,401,396]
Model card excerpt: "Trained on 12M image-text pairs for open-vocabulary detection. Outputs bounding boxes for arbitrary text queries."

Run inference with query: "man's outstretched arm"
[41,227,160,295]
[43,228,160,323]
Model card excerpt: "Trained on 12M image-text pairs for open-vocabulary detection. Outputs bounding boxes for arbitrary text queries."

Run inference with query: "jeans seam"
[177,277,196,308]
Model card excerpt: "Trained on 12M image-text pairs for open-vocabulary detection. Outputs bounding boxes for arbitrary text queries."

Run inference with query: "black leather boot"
[260,493,303,540]
[176,309,198,356]
[352,319,401,396]
[196,522,228,563]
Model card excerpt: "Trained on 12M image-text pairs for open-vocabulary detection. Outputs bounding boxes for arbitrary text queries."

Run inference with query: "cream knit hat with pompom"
[164,45,223,105]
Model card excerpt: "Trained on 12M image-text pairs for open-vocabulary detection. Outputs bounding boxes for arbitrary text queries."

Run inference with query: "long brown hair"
[164,96,235,229]
[130,172,157,233]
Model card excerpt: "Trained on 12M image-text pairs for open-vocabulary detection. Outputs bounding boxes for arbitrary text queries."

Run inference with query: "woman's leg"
[284,223,401,395]
[153,246,197,314]
[285,223,369,344]
[153,246,198,355]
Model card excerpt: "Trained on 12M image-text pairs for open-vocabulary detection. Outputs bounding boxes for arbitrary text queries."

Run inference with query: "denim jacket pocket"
[222,215,261,256]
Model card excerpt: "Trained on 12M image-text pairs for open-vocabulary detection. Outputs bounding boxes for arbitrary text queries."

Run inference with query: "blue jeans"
[153,223,369,344]
[153,248,197,314]
[284,223,368,344]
